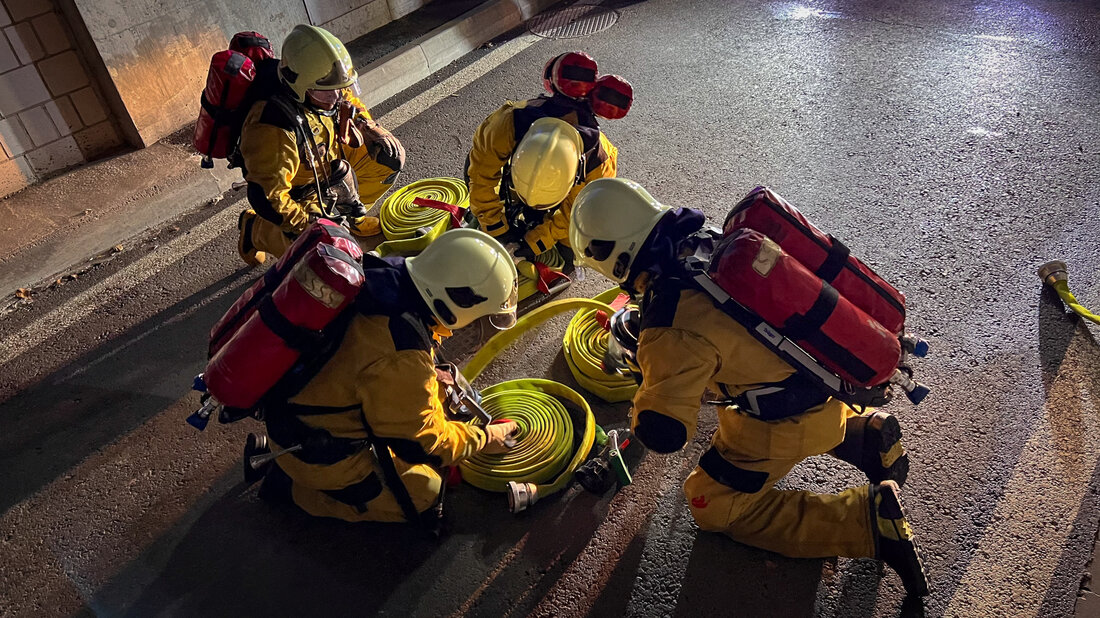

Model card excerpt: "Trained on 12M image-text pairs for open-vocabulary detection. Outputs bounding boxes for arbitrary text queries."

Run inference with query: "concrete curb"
[358,0,558,108]
[0,149,240,298]
[1,0,558,298]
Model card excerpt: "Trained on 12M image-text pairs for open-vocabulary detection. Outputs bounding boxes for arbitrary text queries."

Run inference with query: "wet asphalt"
[1,0,1100,616]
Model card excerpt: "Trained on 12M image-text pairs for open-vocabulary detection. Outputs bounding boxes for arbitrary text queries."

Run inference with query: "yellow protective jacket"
[265,257,490,500]
[630,280,835,454]
[467,95,618,254]
[239,90,374,235]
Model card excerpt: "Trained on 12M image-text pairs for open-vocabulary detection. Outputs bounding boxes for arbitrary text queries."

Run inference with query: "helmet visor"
[488,282,519,330]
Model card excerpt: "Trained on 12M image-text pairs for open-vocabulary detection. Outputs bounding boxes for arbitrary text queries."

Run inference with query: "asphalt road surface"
[2,0,1100,616]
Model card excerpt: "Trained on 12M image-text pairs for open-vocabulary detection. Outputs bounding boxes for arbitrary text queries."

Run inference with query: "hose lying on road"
[1040,260,1100,325]
[460,297,612,511]
[562,287,638,404]
[376,177,469,256]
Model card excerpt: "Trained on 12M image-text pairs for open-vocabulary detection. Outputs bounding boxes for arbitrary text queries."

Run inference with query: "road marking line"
[943,332,1100,617]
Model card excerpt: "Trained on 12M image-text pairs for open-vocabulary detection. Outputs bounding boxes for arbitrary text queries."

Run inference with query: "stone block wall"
[0,0,122,196]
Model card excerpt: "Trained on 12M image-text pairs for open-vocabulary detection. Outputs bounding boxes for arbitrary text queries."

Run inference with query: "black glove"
[513,240,536,262]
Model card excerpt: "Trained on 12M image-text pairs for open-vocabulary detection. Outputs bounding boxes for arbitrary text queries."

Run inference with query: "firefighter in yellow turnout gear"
[258,229,520,523]
[466,52,620,261]
[237,24,405,266]
[569,178,930,596]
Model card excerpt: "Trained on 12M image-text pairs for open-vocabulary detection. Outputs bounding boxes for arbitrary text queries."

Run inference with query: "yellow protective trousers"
[241,145,399,259]
[277,454,443,523]
[683,400,876,559]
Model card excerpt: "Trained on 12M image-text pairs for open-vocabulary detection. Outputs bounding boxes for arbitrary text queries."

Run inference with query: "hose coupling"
[1038,260,1068,286]
[507,481,539,513]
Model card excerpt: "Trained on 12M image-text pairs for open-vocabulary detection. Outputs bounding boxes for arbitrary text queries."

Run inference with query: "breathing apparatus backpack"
[192,31,280,169]
[202,219,365,424]
[683,187,929,407]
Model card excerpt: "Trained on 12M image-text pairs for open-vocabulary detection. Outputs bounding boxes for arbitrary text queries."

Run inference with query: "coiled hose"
[517,247,567,301]
[562,287,638,403]
[376,177,469,256]
[459,298,612,509]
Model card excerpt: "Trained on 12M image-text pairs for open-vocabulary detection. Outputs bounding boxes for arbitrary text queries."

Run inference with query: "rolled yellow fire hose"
[459,298,612,507]
[1040,260,1100,325]
[376,177,468,256]
[517,247,567,301]
[562,287,639,403]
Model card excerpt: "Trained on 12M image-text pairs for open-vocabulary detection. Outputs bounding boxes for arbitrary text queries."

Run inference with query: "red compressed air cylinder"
[710,229,901,387]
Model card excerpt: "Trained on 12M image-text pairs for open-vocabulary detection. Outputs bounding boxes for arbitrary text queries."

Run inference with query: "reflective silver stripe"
[742,386,784,416]
[693,274,730,303]
[775,338,843,391]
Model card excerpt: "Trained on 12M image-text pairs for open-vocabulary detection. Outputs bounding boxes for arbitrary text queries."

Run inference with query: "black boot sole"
[876,483,931,597]
[866,412,909,488]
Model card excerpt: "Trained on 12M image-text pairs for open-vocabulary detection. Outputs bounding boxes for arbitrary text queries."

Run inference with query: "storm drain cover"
[527,4,620,39]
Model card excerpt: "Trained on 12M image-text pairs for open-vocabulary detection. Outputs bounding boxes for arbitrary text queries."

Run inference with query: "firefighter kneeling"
[237,24,405,266]
[569,178,930,596]
[258,229,520,524]
[466,52,628,263]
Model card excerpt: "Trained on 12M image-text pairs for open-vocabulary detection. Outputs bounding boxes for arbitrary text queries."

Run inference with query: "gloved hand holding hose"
[482,419,519,454]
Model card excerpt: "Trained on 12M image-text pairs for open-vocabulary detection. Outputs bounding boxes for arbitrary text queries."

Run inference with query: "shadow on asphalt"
[1036,285,1100,616]
[0,269,255,516]
[674,534,823,616]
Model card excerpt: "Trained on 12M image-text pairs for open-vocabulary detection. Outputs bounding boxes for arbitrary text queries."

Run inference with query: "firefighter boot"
[833,411,908,487]
[872,480,930,597]
[348,215,382,237]
[237,209,267,266]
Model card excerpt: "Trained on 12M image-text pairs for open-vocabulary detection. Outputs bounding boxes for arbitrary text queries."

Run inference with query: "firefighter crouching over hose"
[258,229,520,523]
[237,24,405,266]
[466,51,627,264]
[568,178,931,596]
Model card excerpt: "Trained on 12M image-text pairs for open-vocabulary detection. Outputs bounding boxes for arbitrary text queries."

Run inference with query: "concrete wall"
[69,0,431,149]
[0,0,124,197]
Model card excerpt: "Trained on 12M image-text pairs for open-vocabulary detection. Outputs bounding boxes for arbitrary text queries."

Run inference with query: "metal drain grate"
[527,4,620,39]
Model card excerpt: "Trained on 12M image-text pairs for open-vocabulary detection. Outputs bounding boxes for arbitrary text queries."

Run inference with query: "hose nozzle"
[1039,260,1069,286]
[506,481,538,513]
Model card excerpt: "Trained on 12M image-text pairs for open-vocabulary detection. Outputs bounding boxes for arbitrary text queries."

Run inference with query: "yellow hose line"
[464,297,612,382]
[375,177,468,256]
[459,299,612,497]
[459,379,594,495]
[1052,281,1100,325]
[563,287,638,403]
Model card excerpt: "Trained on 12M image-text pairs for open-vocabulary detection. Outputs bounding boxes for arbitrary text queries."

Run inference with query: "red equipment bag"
[709,229,901,388]
[204,220,364,416]
[192,32,275,162]
[723,187,905,335]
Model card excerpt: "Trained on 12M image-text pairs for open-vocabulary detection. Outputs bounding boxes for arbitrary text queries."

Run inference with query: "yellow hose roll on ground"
[563,287,638,403]
[459,378,595,496]
[379,177,469,240]
[459,383,574,492]
[517,247,566,301]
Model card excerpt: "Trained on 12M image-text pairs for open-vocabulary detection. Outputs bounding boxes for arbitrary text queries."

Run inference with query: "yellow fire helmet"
[510,117,584,209]
[279,24,357,102]
[569,178,671,283]
[407,229,519,330]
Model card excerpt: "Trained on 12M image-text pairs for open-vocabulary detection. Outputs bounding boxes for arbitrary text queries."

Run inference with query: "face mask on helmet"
[542,52,599,99]
[588,74,633,120]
